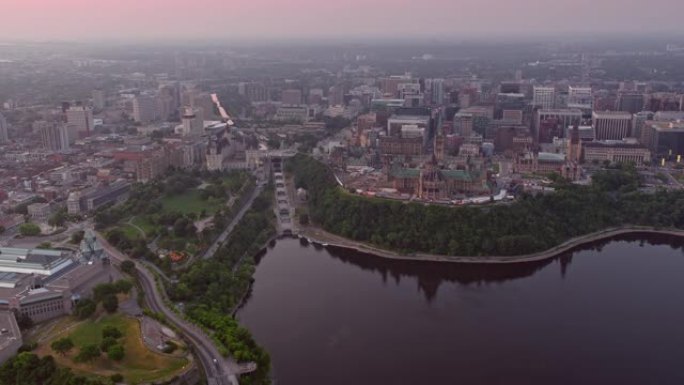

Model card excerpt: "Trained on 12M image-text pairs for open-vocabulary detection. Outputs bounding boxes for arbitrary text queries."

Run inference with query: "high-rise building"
[567,86,593,111]
[617,92,645,113]
[533,86,556,109]
[328,86,344,106]
[133,95,159,123]
[0,112,8,143]
[181,107,204,137]
[592,111,633,140]
[281,89,303,105]
[453,112,474,137]
[92,89,106,110]
[535,109,582,141]
[431,79,445,105]
[65,106,93,141]
[40,124,70,152]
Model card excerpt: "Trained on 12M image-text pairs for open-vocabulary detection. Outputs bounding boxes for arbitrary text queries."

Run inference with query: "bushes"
[19,223,40,236]
[74,299,97,319]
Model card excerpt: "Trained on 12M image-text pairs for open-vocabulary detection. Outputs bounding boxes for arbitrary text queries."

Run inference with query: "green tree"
[19,223,40,236]
[102,294,118,313]
[74,299,96,319]
[50,337,74,356]
[102,326,123,339]
[100,337,118,352]
[70,230,85,244]
[107,344,125,361]
[110,373,124,383]
[75,344,100,363]
[120,260,135,274]
[36,242,52,249]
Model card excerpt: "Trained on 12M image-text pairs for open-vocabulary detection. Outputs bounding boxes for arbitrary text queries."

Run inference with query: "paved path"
[98,233,242,385]
[201,184,264,260]
[301,226,684,265]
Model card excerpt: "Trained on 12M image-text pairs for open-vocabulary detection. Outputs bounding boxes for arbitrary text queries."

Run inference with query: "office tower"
[0,112,8,143]
[327,86,344,106]
[65,106,93,140]
[431,79,444,105]
[495,93,526,119]
[40,123,70,152]
[534,109,582,141]
[633,111,655,142]
[92,89,106,110]
[181,107,204,137]
[617,92,645,113]
[281,89,303,105]
[453,112,474,138]
[567,86,593,112]
[533,86,556,109]
[592,111,633,140]
[133,95,159,123]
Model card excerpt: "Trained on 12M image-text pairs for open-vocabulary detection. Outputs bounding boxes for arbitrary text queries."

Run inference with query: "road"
[98,234,241,385]
[200,183,264,260]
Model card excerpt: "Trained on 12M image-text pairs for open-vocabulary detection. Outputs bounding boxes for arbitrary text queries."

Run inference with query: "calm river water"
[237,233,684,385]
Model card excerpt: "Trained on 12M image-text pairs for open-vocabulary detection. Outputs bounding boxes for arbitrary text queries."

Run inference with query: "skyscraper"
[567,86,593,111]
[40,123,70,152]
[282,89,303,105]
[133,95,159,123]
[533,86,556,109]
[431,79,444,105]
[65,106,93,141]
[0,112,8,143]
[92,89,106,110]
[592,111,633,140]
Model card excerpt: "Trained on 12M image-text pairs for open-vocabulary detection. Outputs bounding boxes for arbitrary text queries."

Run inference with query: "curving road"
[98,233,241,385]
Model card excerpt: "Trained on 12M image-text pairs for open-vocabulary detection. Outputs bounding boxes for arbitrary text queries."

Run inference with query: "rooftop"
[592,111,632,119]
[0,247,74,276]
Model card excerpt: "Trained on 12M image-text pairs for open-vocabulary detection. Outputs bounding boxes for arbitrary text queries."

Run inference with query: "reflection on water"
[239,232,684,385]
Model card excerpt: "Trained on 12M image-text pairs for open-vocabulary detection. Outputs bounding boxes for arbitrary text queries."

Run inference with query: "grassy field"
[160,189,223,216]
[130,216,157,237]
[36,314,189,384]
[120,224,143,240]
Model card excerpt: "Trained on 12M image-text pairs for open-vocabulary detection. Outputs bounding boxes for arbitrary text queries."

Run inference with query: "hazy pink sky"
[2,0,683,41]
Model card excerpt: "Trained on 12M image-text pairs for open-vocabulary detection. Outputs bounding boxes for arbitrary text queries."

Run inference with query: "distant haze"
[3,0,684,42]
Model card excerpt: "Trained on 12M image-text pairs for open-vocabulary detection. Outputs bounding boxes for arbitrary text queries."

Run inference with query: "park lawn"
[131,216,157,237]
[39,314,189,385]
[160,189,222,216]
[120,224,144,241]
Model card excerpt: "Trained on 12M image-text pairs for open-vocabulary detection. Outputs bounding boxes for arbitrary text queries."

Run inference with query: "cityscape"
[2,1,684,384]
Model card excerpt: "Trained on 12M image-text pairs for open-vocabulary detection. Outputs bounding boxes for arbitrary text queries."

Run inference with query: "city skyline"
[3,0,684,43]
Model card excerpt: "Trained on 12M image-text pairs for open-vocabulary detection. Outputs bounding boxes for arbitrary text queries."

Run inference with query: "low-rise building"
[582,139,651,165]
[27,203,52,223]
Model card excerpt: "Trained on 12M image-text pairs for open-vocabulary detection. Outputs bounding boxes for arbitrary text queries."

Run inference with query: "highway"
[98,234,241,385]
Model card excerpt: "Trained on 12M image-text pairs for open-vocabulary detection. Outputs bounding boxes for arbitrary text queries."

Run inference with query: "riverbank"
[299,226,684,264]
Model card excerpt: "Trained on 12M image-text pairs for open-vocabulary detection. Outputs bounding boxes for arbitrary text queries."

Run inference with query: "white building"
[533,86,556,109]
[40,124,70,152]
[133,95,159,123]
[567,86,593,111]
[65,106,93,142]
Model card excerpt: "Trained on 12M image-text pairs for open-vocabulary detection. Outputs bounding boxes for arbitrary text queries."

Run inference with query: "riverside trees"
[289,155,684,256]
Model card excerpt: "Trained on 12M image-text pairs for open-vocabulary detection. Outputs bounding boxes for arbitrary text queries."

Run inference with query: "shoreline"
[298,226,684,264]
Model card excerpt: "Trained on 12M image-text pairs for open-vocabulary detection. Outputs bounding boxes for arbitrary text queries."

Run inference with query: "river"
[237,233,684,385]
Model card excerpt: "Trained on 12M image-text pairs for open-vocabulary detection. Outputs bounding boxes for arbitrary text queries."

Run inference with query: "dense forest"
[288,154,684,256]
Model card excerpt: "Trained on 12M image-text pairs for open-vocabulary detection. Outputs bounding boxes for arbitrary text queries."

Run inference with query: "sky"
[2,0,684,43]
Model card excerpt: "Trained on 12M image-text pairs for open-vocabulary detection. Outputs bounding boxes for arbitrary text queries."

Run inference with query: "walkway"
[300,226,684,265]
[200,184,264,260]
